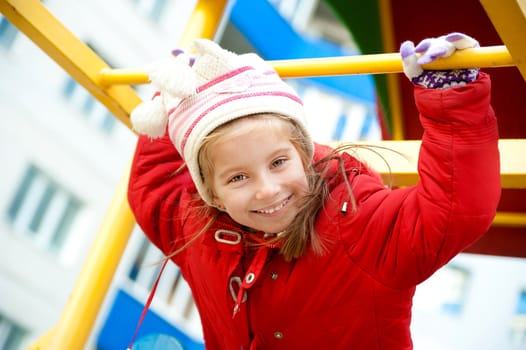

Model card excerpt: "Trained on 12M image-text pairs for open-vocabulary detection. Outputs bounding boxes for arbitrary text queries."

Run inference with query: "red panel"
[465,226,526,258]
[390,0,526,257]
[391,0,526,140]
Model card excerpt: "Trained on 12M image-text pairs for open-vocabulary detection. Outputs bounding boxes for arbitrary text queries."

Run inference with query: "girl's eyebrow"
[265,147,294,164]
[270,147,292,156]
[215,146,293,180]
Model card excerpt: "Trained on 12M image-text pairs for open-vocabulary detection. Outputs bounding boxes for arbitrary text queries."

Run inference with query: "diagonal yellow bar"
[479,0,526,81]
[47,172,136,350]
[26,328,54,350]
[0,0,229,349]
[0,0,140,129]
[177,0,231,48]
[99,45,514,85]
[341,139,526,190]
[0,0,524,349]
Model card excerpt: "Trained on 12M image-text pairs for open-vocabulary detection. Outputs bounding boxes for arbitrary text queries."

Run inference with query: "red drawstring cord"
[126,258,169,350]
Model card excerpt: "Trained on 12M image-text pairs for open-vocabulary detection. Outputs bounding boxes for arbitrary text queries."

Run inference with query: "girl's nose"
[255,175,280,200]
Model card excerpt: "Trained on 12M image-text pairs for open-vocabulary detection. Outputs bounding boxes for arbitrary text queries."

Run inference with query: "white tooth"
[258,199,287,214]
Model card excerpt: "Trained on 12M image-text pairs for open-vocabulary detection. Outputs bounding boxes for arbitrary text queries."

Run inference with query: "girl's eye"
[229,174,247,183]
[272,158,287,168]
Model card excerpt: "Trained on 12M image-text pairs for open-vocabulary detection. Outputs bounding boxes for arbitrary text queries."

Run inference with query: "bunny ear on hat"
[147,53,197,98]
[190,39,242,83]
[130,52,198,138]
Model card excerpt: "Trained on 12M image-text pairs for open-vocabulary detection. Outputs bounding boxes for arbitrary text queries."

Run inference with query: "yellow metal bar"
[269,45,513,77]
[41,173,136,350]
[342,139,526,228]
[99,45,514,86]
[479,0,526,81]
[378,0,405,140]
[0,0,140,129]
[493,212,526,228]
[340,139,526,190]
[47,174,136,350]
[9,0,228,348]
[1,1,523,348]
[178,0,230,48]
[98,0,229,86]
[26,328,54,350]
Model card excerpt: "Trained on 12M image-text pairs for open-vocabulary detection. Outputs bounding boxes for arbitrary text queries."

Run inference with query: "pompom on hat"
[131,39,313,205]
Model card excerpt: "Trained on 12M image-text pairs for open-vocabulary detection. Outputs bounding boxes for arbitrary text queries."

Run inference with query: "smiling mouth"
[253,196,291,214]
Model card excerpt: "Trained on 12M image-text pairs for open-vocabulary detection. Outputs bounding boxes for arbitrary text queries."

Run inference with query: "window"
[511,290,526,347]
[439,265,469,314]
[128,235,197,321]
[61,41,117,134]
[7,165,82,253]
[0,314,26,350]
[0,15,18,49]
[413,264,470,316]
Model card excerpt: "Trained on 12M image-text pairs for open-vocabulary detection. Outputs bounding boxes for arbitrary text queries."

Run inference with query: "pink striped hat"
[131,39,313,205]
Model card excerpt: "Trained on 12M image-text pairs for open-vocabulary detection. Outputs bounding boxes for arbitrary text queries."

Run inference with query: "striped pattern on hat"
[135,39,313,205]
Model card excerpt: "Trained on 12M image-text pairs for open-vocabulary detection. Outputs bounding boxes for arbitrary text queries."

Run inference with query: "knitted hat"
[130,39,313,205]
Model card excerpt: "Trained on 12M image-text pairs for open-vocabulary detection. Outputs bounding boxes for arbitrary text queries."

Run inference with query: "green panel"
[323,0,392,135]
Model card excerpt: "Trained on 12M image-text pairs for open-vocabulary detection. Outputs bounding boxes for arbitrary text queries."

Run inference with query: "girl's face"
[210,118,309,234]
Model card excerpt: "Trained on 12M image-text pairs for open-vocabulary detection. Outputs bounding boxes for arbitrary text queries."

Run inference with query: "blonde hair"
[167,113,397,262]
[198,113,328,260]
[163,115,400,262]
[168,113,386,262]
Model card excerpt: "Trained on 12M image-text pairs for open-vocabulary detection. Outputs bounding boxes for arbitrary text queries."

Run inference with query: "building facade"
[0,1,525,349]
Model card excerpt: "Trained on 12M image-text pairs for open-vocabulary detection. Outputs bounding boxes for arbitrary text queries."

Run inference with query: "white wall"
[0,0,198,348]
[412,254,526,350]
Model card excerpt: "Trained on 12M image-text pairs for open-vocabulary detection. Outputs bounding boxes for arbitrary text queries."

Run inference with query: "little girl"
[128,34,501,349]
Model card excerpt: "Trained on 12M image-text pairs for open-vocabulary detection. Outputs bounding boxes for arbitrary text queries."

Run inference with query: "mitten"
[400,32,480,89]
[130,49,197,138]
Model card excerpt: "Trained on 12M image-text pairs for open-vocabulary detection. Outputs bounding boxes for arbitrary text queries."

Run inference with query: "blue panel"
[230,0,375,102]
[331,112,347,140]
[97,289,204,350]
[516,290,526,314]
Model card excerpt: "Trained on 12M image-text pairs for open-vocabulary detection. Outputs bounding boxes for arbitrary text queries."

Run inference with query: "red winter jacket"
[128,73,500,349]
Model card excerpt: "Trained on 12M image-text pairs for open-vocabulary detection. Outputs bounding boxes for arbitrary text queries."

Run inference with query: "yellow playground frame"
[0,0,525,349]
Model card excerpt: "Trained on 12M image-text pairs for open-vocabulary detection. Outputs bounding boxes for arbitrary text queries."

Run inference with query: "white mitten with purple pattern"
[400,32,480,89]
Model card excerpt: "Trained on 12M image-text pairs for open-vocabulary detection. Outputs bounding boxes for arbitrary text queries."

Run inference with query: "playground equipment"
[0,0,525,349]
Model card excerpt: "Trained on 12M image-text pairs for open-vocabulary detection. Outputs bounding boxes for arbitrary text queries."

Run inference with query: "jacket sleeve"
[127,132,198,260]
[347,72,501,288]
